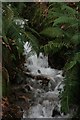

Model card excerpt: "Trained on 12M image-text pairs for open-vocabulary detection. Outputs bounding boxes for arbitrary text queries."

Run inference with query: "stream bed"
[22,42,69,119]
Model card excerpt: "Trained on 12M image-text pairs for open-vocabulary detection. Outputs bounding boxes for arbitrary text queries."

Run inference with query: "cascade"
[22,42,69,118]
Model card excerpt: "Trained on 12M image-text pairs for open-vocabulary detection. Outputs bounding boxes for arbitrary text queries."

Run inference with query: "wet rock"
[48,80,56,91]
[24,84,33,91]
[38,69,41,74]
[19,88,27,93]
[52,107,61,117]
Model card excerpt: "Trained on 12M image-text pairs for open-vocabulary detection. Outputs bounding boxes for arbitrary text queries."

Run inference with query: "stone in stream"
[52,105,61,117]
[38,69,41,73]
[24,84,33,91]
[48,79,56,91]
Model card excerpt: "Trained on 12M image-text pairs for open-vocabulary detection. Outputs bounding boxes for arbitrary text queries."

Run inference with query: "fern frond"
[25,26,40,38]
[40,27,64,38]
[25,32,39,52]
[47,11,63,18]
[65,60,77,71]
[64,52,80,70]
[61,5,77,16]
[53,16,78,26]
[71,33,80,45]
[41,41,71,54]
[3,5,14,34]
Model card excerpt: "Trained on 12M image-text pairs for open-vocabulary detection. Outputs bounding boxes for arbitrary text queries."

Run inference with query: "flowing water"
[22,42,69,118]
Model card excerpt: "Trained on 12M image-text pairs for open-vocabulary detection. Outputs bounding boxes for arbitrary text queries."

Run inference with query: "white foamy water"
[22,42,69,118]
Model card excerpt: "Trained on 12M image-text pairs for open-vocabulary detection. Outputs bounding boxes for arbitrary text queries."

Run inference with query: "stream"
[21,42,69,118]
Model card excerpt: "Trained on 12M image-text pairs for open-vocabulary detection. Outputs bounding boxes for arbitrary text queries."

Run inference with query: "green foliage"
[3,5,24,56]
[41,41,71,54]
[53,16,78,26]
[61,5,77,15]
[61,63,80,114]
[2,5,14,35]
[38,3,80,117]
[2,3,39,86]
[71,33,80,45]
[65,52,80,71]
[40,27,64,38]
[25,32,39,52]
[2,3,39,57]
[2,2,80,118]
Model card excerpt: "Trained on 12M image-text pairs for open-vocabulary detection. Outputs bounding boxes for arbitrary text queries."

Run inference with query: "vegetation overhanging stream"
[2,2,80,119]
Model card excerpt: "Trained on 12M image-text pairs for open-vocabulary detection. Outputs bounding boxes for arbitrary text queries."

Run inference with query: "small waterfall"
[22,42,69,118]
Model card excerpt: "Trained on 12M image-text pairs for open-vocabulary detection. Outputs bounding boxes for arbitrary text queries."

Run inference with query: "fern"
[61,63,79,113]
[40,27,64,38]
[53,16,78,26]
[48,11,63,18]
[64,52,80,70]
[2,3,80,117]
[61,5,77,16]
[25,32,39,52]
[3,4,39,55]
[71,33,80,45]
[2,5,14,34]
[41,41,72,54]
[40,3,80,117]
[65,60,77,71]
[25,26,40,38]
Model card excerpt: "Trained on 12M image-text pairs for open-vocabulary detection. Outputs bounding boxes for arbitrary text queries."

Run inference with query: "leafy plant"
[2,2,80,118]
[38,2,80,117]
